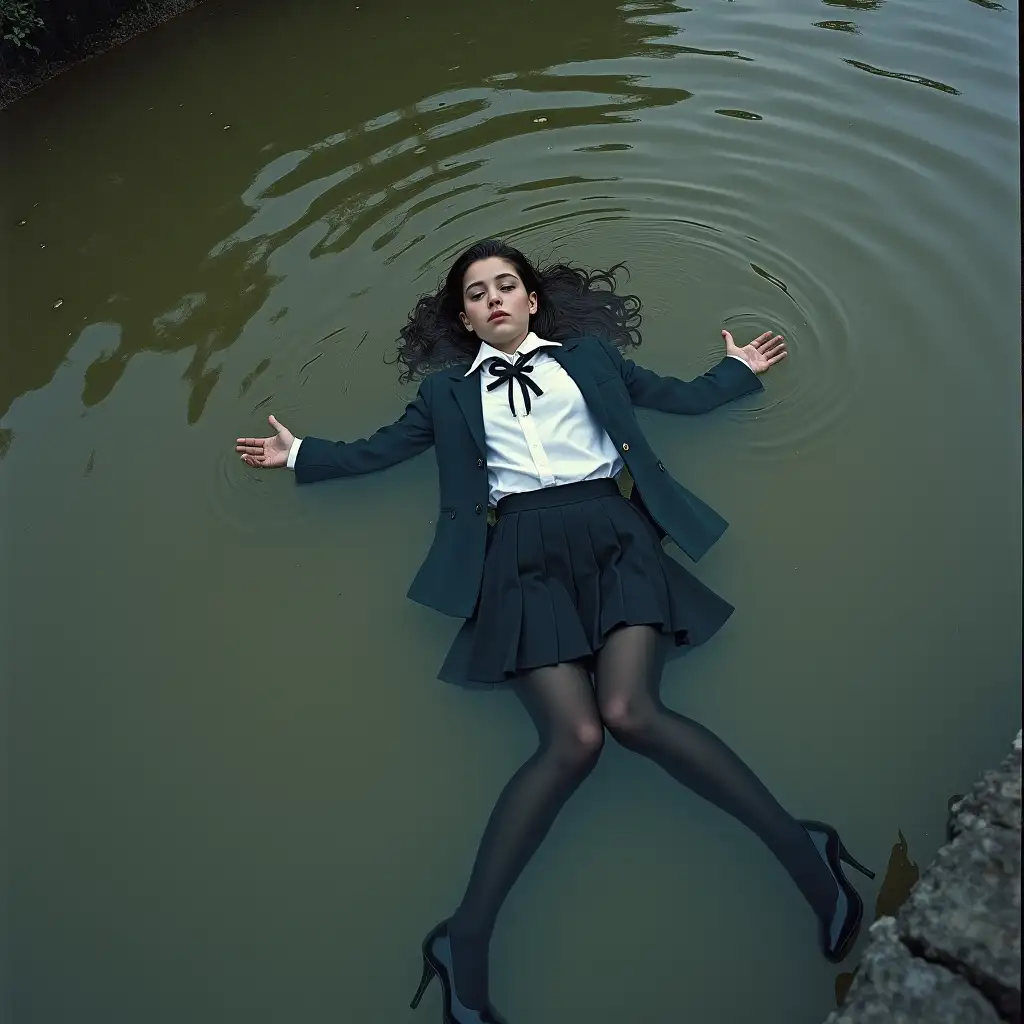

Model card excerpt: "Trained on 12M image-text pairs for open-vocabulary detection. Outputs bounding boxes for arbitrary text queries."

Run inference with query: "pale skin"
[235,256,788,468]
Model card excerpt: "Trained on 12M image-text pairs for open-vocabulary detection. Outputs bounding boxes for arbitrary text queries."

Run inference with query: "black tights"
[448,626,837,1009]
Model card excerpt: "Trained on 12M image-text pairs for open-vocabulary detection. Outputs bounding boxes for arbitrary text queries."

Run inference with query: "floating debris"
[315,325,347,346]
[298,351,323,375]
[533,117,548,123]
[750,262,789,293]
[53,298,63,309]
[843,58,961,96]
[715,108,763,121]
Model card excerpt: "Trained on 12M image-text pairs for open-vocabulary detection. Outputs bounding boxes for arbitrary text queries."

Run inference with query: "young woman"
[235,239,874,1023]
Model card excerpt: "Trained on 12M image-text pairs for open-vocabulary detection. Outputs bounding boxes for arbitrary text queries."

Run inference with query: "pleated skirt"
[438,478,735,688]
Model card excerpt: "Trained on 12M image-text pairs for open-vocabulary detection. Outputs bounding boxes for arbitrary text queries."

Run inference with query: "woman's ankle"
[449,908,491,942]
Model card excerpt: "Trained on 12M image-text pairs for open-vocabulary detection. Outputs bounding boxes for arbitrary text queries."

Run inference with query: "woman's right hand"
[235,415,296,469]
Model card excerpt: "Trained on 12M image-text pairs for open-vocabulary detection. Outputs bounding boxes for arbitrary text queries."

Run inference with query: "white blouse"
[462,333,622,505]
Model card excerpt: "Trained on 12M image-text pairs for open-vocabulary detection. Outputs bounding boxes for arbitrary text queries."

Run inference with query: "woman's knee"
[598,692,656,745]
[548,716,604,773]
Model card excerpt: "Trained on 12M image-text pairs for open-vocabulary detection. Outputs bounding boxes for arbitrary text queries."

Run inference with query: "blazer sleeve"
[294,378,435,484]
[598,336,763,414]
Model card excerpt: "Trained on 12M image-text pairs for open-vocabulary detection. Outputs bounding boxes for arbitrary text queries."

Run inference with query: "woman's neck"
[487,329,531,355]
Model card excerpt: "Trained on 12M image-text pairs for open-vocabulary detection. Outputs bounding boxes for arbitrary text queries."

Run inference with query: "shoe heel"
[839,841,876,880]
[410,955,435,1010]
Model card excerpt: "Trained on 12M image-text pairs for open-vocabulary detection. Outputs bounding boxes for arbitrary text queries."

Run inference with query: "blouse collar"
[464,331,561,376]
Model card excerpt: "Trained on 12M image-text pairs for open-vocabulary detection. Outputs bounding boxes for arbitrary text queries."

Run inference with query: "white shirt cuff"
[286,437,303,470]
[725,353,755,373]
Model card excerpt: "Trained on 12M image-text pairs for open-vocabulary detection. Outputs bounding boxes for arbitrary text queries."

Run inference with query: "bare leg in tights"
[593,625,838,921]
[448,662,603,1009]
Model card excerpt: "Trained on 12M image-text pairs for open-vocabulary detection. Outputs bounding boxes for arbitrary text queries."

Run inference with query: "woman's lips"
[488,311,510,322]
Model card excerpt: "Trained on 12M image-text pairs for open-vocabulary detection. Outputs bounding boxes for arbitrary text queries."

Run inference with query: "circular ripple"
[197,24,1010,489]
[398,200,858,462]
[389,194,854,461]
[479,196,857,462]
[210,391,315,536]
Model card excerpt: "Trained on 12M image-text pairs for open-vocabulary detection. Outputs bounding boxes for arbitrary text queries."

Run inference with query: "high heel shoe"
[800,819,876,963]
[410,921,509,1024]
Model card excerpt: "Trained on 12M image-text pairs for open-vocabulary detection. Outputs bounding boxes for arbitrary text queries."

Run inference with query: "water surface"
[2,0,1020,1021]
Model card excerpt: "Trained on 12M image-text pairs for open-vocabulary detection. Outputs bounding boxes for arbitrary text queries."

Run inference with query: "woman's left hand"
[723,330,788,375]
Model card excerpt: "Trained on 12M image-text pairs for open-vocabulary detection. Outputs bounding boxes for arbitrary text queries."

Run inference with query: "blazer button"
[621,442,630,452]
[476,458,484,468]
[450,510,457,520]
[474,504,482,515]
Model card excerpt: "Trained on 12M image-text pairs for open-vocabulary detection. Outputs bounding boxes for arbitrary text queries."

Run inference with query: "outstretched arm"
[600,330,786,414]
[235,380,435,483]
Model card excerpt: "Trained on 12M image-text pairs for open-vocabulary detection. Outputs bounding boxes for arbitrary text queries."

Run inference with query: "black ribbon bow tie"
[486,350,544,416]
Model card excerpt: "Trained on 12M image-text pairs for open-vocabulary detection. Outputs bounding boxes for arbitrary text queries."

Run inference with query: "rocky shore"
[0,0,205,111]
[826,731,1022,1024]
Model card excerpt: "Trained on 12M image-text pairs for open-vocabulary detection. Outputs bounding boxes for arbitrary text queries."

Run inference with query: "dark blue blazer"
[295,335,762,618]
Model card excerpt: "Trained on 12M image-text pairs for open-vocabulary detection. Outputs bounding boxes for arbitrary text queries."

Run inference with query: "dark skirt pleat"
[438,487,734,688]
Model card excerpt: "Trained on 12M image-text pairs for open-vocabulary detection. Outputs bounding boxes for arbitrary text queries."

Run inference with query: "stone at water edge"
[897,824,1021,1019]
[949,730,1022,836]
[821,730,1021,1024]
[897,729,1022,1023]
[823,917,1002,1024]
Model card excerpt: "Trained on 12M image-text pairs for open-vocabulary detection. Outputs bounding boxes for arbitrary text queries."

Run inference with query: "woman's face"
[460,257,538,349]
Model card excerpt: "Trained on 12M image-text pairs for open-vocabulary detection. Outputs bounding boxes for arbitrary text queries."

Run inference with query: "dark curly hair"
[390,238,643,383]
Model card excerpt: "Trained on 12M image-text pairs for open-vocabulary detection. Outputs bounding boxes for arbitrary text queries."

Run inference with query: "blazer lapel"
[450,370,487,457]
[550,339,611,429]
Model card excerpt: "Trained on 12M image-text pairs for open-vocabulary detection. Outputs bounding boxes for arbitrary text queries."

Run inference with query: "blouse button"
[450,510,457,520]
[476,458,484,468]
[657,460,665,472]
[621,442,630,452]
[474,504,483,515]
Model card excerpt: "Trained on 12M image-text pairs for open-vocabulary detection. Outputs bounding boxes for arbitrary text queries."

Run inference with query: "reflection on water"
[834,827,923,1006]
[3,0,698,426]
[873,830,921,920]
[2,0,1020,1021]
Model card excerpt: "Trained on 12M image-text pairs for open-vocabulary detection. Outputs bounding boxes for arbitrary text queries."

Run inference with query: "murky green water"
[2,0,1020,1020]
